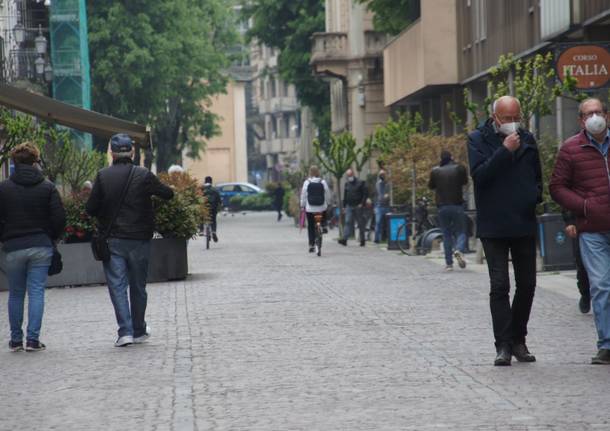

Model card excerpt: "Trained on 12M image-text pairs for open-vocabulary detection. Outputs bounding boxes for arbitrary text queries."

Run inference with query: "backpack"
[307,181,325,206]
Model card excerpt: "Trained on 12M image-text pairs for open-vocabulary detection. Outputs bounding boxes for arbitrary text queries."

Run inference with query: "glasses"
[581,110,606,119]
[496,115,522,123]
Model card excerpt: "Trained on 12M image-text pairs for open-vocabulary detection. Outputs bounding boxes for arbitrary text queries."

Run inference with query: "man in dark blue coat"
[468,96,542,366]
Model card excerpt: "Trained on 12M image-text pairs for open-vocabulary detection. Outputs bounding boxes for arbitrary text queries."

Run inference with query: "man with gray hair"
[468,96,543,366]
[86,133,174,347]
[551,97,610,364]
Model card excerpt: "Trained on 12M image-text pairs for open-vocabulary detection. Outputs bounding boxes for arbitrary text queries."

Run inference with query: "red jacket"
[550,129,610,233]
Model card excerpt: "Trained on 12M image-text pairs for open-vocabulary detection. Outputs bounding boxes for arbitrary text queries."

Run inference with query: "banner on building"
[556,43,610,90]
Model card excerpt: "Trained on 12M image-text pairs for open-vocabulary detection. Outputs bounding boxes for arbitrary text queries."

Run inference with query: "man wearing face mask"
[550,98,610,365]
[339,168,368,247]
[468,96,543,366]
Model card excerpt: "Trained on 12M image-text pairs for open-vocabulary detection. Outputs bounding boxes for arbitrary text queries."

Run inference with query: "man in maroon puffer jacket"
[550,97,610,365]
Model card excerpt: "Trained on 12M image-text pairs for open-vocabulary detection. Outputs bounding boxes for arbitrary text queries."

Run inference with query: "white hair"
[492,96,521,114]
[168,165,184,174]
[112,151,133,159]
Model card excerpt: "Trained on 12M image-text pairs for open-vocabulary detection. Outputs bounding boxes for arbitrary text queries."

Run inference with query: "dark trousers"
[210,210,218,233]
[343,206,366,242]
[306,212,326,246]
[481,236,536,348]
[572,237,590,299]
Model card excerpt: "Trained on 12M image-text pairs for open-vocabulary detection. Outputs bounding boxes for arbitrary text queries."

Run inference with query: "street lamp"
[35,56,45,76]
[35,26,48,55]
[44,60,53,82]
[13,23,25,44]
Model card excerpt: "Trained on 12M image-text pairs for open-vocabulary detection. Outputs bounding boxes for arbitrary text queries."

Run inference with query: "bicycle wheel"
[315,225,322,256]
[397,222,409,255]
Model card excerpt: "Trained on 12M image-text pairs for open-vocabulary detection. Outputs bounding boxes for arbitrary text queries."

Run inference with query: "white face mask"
[585,114,608,136]
[498,122,520,136]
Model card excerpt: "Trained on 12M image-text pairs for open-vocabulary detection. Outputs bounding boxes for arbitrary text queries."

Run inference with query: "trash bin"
[386,213,409,250]
[537,213,576,271]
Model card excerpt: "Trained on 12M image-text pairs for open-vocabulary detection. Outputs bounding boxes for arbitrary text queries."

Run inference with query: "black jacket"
[428,161,468,206]
[343,178,368,207]
[86,159,174,240]
[0,164,66,252]
[203,185,221,213]
[467,119,542,238]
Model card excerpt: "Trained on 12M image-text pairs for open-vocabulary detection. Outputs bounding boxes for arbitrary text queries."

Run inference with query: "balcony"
[259,137,299,155]
[383,0,458,106]
[258,96,299,115]
[310,32,348,77]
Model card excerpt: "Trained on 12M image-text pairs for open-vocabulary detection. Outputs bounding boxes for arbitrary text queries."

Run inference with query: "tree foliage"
[87,0,237,170]
[243,0,331,146]
[354,0,420,35]
[464,52,584,129]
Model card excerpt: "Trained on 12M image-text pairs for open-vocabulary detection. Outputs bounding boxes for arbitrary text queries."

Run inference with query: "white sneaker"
[453,251,467,269]
[133,326,151,344]
[114,335,134,347]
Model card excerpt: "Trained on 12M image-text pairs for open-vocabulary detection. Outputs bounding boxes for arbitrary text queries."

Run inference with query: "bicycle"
[313,212,324,256]
[200,223,212,249]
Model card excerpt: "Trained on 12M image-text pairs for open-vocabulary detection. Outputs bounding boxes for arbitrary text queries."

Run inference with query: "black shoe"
[322,227,328,234]
[579,295,591,314]
[309,246,315,253]
[338,239,347,246]
[8,340,23,352]
[25,340,46,352]
[360,240,365,247]
[494,345,512,366]
[212,232,218,243]
[512,343,536,362]
[591,349,610,364]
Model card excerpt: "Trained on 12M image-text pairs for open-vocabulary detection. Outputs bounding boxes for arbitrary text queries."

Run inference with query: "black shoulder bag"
[91,166,135,262]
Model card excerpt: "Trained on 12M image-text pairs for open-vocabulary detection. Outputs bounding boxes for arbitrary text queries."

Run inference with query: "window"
[472,0,487,42]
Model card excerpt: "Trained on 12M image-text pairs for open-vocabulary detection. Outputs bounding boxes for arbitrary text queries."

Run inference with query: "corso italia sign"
[556,44,610,90]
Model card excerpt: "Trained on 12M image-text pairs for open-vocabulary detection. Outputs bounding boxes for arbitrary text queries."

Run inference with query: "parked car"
[216,182,263,207]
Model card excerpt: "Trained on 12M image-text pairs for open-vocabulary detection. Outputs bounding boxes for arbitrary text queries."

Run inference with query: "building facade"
[384,0,610,140]
[250,43,303,182]
[310,0,390,173]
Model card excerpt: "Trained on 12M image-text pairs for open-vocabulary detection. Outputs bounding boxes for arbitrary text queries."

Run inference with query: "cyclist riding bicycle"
[300,165,331,253]
[202,176,221,242]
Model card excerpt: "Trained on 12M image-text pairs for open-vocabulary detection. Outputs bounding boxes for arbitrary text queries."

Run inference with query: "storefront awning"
[0,84,151,146]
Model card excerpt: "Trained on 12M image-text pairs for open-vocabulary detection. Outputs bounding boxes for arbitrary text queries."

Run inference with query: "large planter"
[0,238,188,291]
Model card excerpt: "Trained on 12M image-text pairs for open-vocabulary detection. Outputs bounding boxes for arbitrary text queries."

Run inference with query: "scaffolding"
[49,0,91,148]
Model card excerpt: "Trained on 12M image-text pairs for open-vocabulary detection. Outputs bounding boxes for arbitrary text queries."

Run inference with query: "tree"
[354,0,420,35]
[243,0,331,147]
[313,131,371,234]
[87,0,237,170]
[464,52,583,130]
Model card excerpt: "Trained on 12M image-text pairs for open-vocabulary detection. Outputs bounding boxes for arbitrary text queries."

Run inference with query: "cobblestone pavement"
[1,212,608,431]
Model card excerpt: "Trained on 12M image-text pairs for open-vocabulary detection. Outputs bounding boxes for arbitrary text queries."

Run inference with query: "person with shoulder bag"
[0,142,66,352]
[300,165,331,253]
[86,134,173,347]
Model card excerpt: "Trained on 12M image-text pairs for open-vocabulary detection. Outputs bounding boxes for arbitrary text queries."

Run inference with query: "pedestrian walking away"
[562,210,591,314]
[339,168,368,247]
[468,95,542,366]
[374,170,391,244]
[274,182,285,222]
[86,134,174,347]
[202,176,221,242]
[550,97,610,365]
[300,165,331,253]
[0,142,66,352]
[428,150,468,271]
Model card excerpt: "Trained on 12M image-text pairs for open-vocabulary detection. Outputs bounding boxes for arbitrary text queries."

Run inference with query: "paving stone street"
[1,211,608,431]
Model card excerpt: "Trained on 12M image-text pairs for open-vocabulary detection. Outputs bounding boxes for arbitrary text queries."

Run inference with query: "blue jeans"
[438,205,467,266]
[4,247,53,342]
[374,206,389,242]
[343,206,366,242]
[103,239,151,338]
[579,232,610,349]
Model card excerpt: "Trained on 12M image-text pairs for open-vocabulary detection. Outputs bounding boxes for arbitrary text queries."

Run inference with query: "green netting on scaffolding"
[50,0,92,149]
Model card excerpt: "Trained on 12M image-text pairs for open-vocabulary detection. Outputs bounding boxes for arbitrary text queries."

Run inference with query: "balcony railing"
[258,96,299,115]
[8,49,39,81]
[311,32,348,64]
